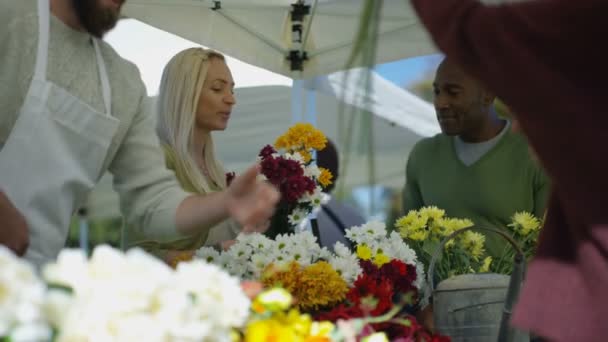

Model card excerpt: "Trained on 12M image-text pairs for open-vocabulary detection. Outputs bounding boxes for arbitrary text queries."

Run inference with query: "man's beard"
[71,0,122,38]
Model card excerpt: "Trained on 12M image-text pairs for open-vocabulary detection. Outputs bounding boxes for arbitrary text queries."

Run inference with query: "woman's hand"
[242,220,270,234]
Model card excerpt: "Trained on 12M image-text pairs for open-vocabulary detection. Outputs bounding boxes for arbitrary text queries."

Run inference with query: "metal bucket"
[427,227,528,342]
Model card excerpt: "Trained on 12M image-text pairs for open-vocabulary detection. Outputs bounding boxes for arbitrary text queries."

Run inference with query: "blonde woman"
[125,48,259,264]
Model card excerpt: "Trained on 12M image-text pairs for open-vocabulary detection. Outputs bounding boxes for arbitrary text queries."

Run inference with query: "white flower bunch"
[196,231,361,285]
[0,246,51,342]
[345,221,423,289]
[327,242,362,285]
[43,245,249,342]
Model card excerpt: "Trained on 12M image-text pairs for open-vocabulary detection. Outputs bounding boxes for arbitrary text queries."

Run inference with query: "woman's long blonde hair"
[156,47,228,194]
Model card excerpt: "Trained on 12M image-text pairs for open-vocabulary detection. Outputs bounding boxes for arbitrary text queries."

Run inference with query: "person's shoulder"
[410,133,447,159]
[502,127,534,155]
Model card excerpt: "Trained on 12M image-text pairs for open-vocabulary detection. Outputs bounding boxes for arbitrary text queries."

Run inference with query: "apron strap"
[33,0,50,81]
[93,40,112,115]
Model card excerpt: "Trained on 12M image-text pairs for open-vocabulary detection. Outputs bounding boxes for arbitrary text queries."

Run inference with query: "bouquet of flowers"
[0,246,51,342]
[314,222,444,341]
[43,245,251,342]
[257,123,333,238]
[196,231,356,310]
[196,222,447,341]
[395,207,491,285]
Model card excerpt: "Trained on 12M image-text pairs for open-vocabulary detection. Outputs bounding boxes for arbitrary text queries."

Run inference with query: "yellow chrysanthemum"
[318,167,333,188]
[373,253,390,267]
[356,244,373,261]
[479,256,492,273]
[396,212,429,241]
[509,211,541,236]
[436,218,474,248]
[262,262,347,311]
[419,206,446,221]
[460,231,486,260]
[274,123,327,151]
[298,262,348,310]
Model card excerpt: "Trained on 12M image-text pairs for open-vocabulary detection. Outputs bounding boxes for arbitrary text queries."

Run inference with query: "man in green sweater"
[403,59,549,258]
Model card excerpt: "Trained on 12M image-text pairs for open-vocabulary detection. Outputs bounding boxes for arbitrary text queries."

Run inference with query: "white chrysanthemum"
[383,232,418,266]
[346,221,387,245]
[215,253,234,270]
[267,249,292,268]
[195,247,221,264]
[227,243,253,262]
[297,230,319,248]
[329,256,362,286]
[362,221,388,238]
[0,247,51,342]
[333,242,353,258]
[414,263,427,291]
[288,208,309,226]
[290,245,313,266]
[250,254,272,277]
[247,234,273,252]
[300,188,324,207]
[274,234,292,252]
[318,246,333,261]
[345,225,362,243]
[284,152,305,165]
[303,164,321,178]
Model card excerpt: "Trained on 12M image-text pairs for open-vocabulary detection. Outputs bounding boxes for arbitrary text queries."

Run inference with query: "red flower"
[259,145,276,159]
[260,156,285,186]
[348,274,395,316]
[279,158,304,177]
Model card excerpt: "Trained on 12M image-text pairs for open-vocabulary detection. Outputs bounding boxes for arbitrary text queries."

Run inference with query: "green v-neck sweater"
[403,130,550,258]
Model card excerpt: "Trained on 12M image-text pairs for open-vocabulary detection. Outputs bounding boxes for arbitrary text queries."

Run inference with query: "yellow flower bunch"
[261,261,348,311]
[395,211,429,241]
[245,288,334,342]
[395,206,490,281]
[395,206,473,243]
[274,123,328,152]
[508,211,542,236]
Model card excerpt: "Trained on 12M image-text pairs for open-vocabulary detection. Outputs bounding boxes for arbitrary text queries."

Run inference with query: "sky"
[375,54,442,88]
[105,19,441,96]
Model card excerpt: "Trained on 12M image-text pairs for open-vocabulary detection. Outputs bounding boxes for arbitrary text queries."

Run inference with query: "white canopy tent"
[122,0,438,79]
[122,0,518,79]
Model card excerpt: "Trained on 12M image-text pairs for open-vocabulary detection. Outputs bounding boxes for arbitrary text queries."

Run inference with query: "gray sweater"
[0,1,190,246]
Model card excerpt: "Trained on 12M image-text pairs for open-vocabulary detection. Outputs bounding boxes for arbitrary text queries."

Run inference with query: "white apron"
[0,0,119,267]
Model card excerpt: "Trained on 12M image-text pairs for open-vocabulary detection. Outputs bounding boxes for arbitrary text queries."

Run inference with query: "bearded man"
[0,0,279,266]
